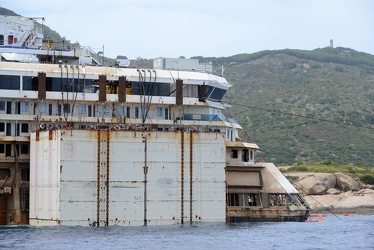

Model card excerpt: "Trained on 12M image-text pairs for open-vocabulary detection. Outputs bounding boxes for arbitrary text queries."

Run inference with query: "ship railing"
[86,47,108,66]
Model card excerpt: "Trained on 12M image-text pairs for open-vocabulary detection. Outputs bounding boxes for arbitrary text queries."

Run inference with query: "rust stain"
[49,129,53,140]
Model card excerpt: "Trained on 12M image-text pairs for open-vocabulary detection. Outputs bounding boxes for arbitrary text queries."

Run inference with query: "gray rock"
[326,188,341,195]
[335,173,362,192]
[296,173,337,195]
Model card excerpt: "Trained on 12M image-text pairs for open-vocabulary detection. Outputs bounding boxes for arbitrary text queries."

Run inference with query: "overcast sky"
[1,0,373,59]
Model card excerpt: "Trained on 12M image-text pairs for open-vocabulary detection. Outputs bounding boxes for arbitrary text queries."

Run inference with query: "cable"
[224,101,374,130]
[292,182,341,220]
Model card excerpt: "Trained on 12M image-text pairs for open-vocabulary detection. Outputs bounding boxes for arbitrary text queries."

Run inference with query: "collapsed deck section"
[225,142,309,222]
[29,129,226,226]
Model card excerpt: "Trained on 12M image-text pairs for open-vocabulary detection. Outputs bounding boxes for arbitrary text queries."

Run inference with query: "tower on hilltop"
[330,39,334,48]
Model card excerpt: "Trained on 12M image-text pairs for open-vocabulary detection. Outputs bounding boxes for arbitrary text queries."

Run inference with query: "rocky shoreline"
[284,172,374,215]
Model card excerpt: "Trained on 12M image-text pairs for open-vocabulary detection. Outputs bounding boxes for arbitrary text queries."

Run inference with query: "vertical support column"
[189,132,193,223]
[38,72,46,100]
[96,130,101,226]
[105,130,110,226]
[176,79,183,106]
[180,131,184,224]
[12,142,21,224]
[118,76,126,103]
[143,135,148,226]
[98,75,106,102]
[96,130,110,226]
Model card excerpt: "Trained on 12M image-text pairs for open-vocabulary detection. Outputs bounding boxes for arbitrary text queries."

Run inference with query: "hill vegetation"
[207,49,374,166]
[1,7,373,167]
[281,163,374,185]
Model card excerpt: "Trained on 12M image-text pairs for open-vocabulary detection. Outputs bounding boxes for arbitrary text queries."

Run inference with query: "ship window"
[117,106,124,116]
[20,187,29,211]
[21,102,30,112]
[209,88,227,101]
[156,107,163,117]
[231,149,238,158]
[103,105,110,116]
[228,193,240,206]
[21,168,30,182]
[63,104,71,114]
[49,104,53,115]
[79,104,86,114]
[21,144,29,155]
[242,149,249,162]
[135,107,139,118]
[0,122,4,132]
[0,144,4,153]
[141,107,146,118]
[246,194,260,207]
[6,102,11,114]
[23,76,38,90]
[39,102,47,113]
[0,35,3,45]
[21,123,29,133]
[6,123,11,135]
[0,75,20,90]
[131,81,170,96]
[5,144,11,157]
[269,194,289,207]
[0,101,4,111]
[126,107,130,118]
[250,150,253,160]
[164,108,169,120]
[88,105,92,117]
[8,35,13,45]
[46,77,64,91]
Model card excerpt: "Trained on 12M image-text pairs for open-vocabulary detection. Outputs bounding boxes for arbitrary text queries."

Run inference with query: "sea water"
[0,215,373,250]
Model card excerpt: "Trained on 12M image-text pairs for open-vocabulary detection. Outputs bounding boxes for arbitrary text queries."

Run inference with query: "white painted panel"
[29,130,61,225]
[30,129,227,226]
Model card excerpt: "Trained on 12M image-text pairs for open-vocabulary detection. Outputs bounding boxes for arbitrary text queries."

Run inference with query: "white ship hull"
[30,129,226,226]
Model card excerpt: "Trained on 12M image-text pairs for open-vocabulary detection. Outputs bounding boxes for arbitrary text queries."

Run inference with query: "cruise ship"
[0,15,309,226]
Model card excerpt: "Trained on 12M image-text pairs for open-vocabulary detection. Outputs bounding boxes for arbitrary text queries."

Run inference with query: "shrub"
[348,167,356,174]
[335,66,344,72]
[321,160,331,165]
[360,175,374,185]
[295,166,309,172]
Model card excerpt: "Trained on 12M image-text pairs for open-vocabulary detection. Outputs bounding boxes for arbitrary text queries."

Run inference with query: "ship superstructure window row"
[0,143,29,157]
[0,99,176,121]
[19,75,226,101]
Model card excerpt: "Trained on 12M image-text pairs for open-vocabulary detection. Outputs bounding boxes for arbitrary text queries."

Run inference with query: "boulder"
[326,188,341,195]
[296,173,337,195]
[335,173,362,192]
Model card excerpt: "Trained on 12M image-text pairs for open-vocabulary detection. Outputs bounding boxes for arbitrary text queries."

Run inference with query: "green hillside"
[205,49,374,166]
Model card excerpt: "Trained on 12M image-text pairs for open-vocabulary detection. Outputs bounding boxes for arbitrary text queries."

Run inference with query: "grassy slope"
[214,49,374,166]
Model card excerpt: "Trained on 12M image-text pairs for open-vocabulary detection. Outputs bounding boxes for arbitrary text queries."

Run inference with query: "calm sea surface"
[0,215,373,250]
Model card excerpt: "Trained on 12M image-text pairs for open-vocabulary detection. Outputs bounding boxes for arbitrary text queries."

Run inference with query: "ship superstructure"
[0,15,309,226]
